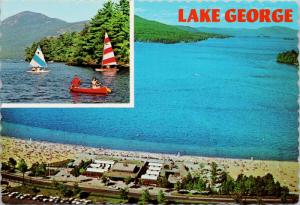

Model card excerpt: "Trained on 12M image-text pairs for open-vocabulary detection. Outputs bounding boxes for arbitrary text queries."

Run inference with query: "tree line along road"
[2,172,297,204]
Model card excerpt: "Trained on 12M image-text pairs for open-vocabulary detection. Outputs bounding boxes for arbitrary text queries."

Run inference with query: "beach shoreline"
[1,135,298,193]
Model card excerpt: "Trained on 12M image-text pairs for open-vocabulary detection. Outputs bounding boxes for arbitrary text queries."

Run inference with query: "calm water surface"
[0,61,129,103]
[2,37,298,160]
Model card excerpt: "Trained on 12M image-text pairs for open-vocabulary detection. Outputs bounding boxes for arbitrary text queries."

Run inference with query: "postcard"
[1,0,299,204]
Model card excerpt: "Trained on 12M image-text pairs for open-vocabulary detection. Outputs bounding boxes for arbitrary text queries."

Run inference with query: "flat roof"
[112,162,137,173]
[148,162,163,167]
[94,160,115,165]
[146,170,160,176]
[149,166,161,171]
[141,174,158,180]
[86,167,107,173]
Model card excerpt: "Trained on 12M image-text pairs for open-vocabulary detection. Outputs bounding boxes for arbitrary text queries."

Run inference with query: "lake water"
[1,37,298,160]
[0,61,129,103]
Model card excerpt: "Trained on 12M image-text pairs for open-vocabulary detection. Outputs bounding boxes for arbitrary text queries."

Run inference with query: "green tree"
[174,181,181,192]
[210,162,217,185]
[30,162,47,177]
[71,166,81,177]
[102,175,109,185]
[220,174,235,195]
[158,176,169,188]
[139,189,151,205]
[32,186,40,194]
[2,162,10,171]
[8,157,17,171]
[157,190,166,204]
[17,159,28,185]
[73,182,81,195]
[58,183,73,197]
[193,177,207,191]
[120,187,129,200]
[124,176,132,185]
[280,186,289,203]
[244,175,256,196]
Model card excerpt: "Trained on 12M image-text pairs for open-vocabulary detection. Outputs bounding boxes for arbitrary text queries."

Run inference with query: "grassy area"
[87,192,125,204]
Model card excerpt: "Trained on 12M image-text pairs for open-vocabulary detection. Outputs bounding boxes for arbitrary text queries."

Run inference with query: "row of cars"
[6,191,92,204]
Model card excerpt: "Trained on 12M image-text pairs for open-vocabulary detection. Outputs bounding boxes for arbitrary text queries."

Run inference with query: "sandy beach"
[1,136,298,193]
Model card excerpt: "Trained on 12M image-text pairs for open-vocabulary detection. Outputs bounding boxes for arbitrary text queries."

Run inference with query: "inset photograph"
[1,0,131,106]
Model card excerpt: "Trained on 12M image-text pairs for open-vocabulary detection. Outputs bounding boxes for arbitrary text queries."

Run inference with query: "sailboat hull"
[27,70,50,74]
[69,86,111,95]
[95,68,119,72]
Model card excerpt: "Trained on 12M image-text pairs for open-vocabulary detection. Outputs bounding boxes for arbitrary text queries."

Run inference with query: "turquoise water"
[2,37,298,160]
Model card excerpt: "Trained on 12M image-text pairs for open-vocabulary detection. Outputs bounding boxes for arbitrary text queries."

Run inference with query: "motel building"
[141,162,163,186]
[106,162,143,182]
[83,159,115,178]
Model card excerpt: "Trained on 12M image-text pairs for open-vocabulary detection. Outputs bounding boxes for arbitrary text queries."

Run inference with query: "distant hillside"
[194,26,297,38]
[0,11,87,59]
[134,15,227,44]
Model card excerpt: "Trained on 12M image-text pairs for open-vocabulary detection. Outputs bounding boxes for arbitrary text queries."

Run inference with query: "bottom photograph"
[1,108,299,204]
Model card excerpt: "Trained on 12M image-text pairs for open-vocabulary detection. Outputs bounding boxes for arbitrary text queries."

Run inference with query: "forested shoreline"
[135,15,228,44]
[25,0,129,67]
[277,50,299,66]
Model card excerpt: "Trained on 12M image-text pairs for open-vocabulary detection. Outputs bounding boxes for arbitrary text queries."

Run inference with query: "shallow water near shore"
[2,37,298,161]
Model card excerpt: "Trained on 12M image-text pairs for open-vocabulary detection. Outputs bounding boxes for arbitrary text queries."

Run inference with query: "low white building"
[84,159,115,177]
[141,162,163,185]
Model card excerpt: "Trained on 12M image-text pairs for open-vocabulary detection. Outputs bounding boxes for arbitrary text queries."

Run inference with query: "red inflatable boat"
[70,86,111,95]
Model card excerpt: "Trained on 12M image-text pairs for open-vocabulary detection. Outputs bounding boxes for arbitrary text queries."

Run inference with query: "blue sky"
[135,1,298,29]
[2,0,109,22]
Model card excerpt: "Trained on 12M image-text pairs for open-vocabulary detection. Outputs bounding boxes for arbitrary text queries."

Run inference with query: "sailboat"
[95,32,119,73]
[27,46,50,73]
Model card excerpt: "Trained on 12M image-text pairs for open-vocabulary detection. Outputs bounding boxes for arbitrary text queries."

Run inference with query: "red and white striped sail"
[102,32,117,66]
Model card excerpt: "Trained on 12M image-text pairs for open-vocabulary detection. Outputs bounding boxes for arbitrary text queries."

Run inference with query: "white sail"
[30,46,47,68]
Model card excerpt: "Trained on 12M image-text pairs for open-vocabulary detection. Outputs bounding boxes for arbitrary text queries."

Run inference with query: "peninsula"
[134,15,228,44]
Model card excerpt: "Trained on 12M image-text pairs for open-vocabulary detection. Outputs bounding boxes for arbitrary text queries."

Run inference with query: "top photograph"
[1,0,131,107]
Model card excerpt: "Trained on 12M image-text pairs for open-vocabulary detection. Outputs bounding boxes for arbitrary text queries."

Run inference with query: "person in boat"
[91,77,102,89]
[71,75,81,88]
[31,67,41,72]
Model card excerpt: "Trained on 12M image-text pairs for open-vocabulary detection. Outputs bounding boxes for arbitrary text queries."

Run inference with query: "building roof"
[112,162,137,173]
[146,170,160,175]
[149,166,161,171]
[141,174,158,180]
[148,162,163,167]
[94,159,115,165]
[86,167,107,173]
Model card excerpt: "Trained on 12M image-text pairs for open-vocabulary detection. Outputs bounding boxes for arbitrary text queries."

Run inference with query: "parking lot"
[3,191,92,204]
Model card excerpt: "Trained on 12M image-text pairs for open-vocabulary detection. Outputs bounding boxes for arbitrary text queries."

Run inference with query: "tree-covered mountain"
[25,0,129,66]
[194,26,297,38]
[0,11,86,59]
[134,15,228,43]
